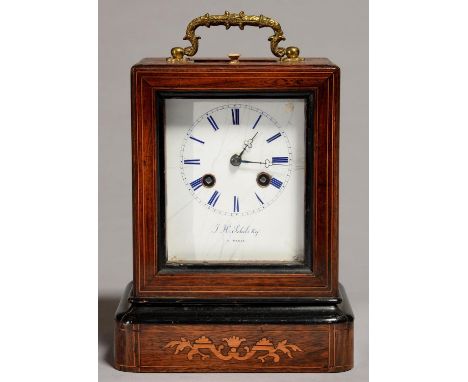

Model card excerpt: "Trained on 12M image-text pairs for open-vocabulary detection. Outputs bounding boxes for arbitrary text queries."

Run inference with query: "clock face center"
[230,154,241,167]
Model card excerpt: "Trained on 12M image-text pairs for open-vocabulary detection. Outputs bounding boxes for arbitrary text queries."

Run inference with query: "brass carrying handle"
[167,11,303,63]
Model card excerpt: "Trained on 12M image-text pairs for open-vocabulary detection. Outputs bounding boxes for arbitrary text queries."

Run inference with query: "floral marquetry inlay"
[164,335,302,363]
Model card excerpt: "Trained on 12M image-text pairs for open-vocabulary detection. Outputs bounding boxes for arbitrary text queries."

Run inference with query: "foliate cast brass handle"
[167,11,304,63]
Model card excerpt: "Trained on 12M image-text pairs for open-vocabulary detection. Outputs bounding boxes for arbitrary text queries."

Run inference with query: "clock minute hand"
[230,132,260,167]
[238,131,259,159]
[240,158,287,168]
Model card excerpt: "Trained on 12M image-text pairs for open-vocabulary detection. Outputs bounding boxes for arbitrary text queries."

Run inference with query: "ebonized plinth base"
[114,282,354,373]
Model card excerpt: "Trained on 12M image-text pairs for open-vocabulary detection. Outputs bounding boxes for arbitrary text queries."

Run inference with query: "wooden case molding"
[131,58,340,300]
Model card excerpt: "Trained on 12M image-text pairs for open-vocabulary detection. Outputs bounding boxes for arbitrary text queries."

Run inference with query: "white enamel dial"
[180,104,292,216]
[165,98,306,263]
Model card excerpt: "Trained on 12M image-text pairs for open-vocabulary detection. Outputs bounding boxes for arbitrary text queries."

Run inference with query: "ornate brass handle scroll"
[167,11,303,63]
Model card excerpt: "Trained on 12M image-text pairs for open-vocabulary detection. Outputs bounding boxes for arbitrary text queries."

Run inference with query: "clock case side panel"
[130,62,340,300]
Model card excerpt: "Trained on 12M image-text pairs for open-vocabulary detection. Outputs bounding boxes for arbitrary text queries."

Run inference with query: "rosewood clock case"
[131,58,340,300]
[114,57,353,372]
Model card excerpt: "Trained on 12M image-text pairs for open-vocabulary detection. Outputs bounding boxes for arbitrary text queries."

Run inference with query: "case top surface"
[134,57,337,69]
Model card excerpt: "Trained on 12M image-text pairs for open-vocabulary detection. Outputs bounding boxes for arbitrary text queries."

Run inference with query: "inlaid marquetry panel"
[114,323,353,372]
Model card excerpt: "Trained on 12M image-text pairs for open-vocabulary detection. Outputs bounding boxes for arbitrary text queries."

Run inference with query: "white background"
[1,1,467,382]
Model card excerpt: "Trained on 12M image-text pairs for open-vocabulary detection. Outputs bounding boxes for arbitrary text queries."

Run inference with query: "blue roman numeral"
[266,132,282,143]
[252,114,262,129]
[183,159,200,165]
[207,190,220,207]
[255,192,264,205]
[272,156,288,164]
[233,196,240,212]
[190,177,203,191]
[270,177,283,189]
[232,108,240,125]
[207,115,219,131]
[189,136,205,144]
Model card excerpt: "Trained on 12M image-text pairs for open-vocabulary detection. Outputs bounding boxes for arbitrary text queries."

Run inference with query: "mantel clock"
[114,11,354,373]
